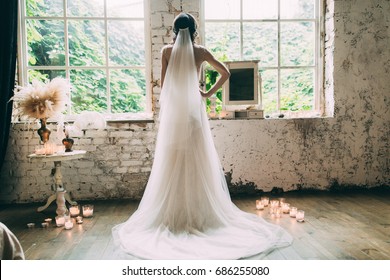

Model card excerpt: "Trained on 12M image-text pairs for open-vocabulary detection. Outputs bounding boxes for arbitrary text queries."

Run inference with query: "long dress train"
[112,28,292,259]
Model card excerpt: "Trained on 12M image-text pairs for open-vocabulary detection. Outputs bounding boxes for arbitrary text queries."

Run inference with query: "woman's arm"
[200,48,230,98]
[160,47,170,88]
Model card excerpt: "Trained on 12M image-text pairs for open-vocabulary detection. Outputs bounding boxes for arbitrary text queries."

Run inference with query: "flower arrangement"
[11,77,71,120]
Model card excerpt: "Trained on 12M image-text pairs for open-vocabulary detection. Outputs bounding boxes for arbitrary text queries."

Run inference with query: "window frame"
[201,0,325,118]
[17,0,152,121]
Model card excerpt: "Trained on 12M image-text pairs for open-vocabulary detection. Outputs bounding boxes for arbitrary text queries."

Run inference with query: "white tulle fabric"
[112,28,292,260]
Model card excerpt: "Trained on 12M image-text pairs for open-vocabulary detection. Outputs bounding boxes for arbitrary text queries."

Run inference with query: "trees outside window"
[203,0,323,117]
[19,0,148,117]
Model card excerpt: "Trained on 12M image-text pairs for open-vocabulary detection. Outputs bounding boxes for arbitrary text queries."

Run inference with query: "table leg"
[37,160,78,214]
[65,192,77,206]
[37,194,56,212]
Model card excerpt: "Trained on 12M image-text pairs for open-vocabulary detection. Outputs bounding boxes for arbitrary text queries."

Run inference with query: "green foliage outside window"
[24,0,146,115]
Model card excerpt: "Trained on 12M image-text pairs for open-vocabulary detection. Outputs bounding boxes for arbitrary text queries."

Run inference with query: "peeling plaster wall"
[0,0,389,204]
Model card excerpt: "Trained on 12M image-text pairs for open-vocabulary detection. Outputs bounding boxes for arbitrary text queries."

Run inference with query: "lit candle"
[76,216,83,224]
[64,220,74,229]
[296,210,305,222]
[82,205,94,218]
[256,200,264,210]
[69,205,80,216]
[275,207,282,218]
[289,207,298,218]
[270,200,279,208]
[27,223,35,229]
[282,203,290,214]
[261,197,269,207]
[55,216,65,227]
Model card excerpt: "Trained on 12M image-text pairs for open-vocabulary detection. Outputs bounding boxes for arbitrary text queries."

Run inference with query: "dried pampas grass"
[12,77,71,120]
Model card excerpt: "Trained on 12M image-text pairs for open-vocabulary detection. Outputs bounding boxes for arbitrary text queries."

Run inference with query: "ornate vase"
[37,118,51,143]
[62,137,74,152]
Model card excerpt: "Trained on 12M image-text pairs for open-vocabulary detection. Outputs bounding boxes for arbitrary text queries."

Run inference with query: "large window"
[18,0,150,118]
[203,0,324,117]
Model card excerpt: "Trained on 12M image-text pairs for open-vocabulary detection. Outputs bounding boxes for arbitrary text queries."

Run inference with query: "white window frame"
[17,0,152,121]
[201,0,325,118]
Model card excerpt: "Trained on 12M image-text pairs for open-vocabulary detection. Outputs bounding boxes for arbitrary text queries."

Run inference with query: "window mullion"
[64,0,71,115]
[240,0,243,60]
[104,0,111,114]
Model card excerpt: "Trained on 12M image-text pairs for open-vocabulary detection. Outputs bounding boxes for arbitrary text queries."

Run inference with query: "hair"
[172,12,198,42]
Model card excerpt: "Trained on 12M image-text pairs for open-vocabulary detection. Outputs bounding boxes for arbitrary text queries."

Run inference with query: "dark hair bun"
[173,12,198,42]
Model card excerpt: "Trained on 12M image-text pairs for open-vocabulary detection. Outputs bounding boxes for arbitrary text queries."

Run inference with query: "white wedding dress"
[112,28,292,260]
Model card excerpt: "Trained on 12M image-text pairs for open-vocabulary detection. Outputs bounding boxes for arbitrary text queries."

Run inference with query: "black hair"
[172,13,198,42]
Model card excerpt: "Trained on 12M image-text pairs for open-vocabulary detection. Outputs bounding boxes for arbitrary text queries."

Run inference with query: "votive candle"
[282,203,290,214]
[261,197,269,207]
[82,205,94,218]
[256,200,264,210]
[64,220,74,230]
[55,216,65,227]
[289,207,298,218]
[296,210,305,222]
[76,216,83,224]
[69,205,80,216]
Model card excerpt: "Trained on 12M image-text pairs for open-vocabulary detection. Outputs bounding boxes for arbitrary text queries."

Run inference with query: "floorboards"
[1,189,389,260]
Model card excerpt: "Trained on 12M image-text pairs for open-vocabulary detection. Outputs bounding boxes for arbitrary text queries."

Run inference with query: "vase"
[37,118,51,143]
[62,137,74,152]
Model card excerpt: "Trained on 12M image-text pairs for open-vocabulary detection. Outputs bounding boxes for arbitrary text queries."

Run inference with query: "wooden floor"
[1,189,389,260]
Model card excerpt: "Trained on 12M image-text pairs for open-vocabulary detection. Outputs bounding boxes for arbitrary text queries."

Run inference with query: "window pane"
[243,0,278,20]
[28,70,66,83]
[68,20,106,66]
[205,22,240,61]
[204,0,240,20]
[67,0,104,17]
[280,68,314,111]
[107,0,144,18]
[280,0,315,19]
[260,69,278,114]
[281,22,315,66]
[110,69,146,113]
[108,20,145,66]
[243,22,277,67]
[70,69,107,113]
[26,0,63,17]
[26,20,65,66]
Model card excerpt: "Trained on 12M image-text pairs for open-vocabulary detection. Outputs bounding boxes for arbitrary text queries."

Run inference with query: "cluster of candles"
[35,143,65,155]
[255,197,305,222]
[55,204,94,229]
[27,205,94,229]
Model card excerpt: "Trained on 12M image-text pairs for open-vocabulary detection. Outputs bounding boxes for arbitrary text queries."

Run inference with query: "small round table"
[28,150,87,216]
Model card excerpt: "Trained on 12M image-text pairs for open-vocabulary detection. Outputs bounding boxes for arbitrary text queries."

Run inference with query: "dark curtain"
[0,0,18,172]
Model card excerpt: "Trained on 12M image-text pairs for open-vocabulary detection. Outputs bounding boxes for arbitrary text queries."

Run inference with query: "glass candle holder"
[261,197,269,207]
[69,205,80,217]
[55,216,65,227]
[76,216,83,224]
[255,200,264,210]
[289,207,298,218]
[282,203,290,214]
[64,220,74,230]
[296,210,305,222]
[82,205,94,218]
[270,200,279,208]
[275,207,282,218]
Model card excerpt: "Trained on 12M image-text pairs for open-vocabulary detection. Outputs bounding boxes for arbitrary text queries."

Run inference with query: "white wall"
[1,0,389,204]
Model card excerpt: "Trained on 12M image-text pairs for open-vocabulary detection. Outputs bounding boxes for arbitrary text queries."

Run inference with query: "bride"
[112,12,292,260]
